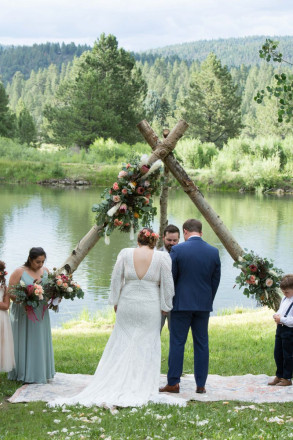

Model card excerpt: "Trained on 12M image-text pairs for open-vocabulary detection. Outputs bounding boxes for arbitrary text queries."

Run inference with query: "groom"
[159,218,221,394]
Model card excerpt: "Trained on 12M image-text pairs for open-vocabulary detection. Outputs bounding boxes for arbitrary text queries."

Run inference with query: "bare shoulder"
[9,267,24,284]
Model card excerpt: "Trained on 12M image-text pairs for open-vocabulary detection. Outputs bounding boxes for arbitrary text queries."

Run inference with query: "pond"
[1,184,292,327]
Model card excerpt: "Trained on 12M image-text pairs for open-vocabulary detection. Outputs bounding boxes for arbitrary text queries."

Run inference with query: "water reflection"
[1,184,293,327]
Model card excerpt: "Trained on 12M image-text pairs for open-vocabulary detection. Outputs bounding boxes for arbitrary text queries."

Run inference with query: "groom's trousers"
[167,310,210,388]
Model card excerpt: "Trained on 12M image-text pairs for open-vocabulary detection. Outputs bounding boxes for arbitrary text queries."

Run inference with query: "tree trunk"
[58,223,106,274]
[157,165,170,249]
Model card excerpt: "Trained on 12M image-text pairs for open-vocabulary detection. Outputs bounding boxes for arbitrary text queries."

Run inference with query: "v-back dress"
[8,270,55,383]
[49,248,186,407]
[0,286,15,372]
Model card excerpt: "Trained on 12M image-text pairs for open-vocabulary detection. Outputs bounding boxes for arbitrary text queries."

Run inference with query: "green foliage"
[255,39,293,123]
[44,34,147,148]
[16,104,37,145]
[0,42,91,85]
[0,82,16,138]
[181,53,242,148]
[175,138,218,168]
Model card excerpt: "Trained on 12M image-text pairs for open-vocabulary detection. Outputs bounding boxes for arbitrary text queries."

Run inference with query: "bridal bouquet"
[43,269,84,312]
[10,280,46,322]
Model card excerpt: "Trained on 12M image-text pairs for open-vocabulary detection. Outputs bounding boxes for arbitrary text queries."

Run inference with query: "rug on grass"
[8,373,293,404]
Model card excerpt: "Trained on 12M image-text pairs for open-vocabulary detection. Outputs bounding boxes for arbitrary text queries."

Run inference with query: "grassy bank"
[1,136,293,191]
[1,309,293,439]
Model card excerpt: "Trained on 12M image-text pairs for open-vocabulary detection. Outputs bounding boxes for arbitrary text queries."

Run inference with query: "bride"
[49,228,186,408]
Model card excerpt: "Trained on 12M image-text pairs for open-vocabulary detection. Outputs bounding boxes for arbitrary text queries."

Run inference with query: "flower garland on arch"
[233,249,284,310]
[92,154,162,241]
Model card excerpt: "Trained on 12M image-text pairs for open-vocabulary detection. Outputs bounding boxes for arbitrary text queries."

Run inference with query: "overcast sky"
[1,0,292,51]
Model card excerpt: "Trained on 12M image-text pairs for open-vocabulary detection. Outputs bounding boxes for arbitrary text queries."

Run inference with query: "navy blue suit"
[168,236,221,387]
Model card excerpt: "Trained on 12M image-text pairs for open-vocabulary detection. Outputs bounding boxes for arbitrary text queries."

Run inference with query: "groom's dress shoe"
[159,383,180,393]
[196,386,206,394]
[278,378,292,386]
[268,376,281,386]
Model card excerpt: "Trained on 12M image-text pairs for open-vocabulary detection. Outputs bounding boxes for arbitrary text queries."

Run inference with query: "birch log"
[157,129,171,249]
[58,223,106,274]
[137,119,244,262]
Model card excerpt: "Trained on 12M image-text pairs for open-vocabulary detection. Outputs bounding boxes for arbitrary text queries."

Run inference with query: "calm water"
[1,184,293,327]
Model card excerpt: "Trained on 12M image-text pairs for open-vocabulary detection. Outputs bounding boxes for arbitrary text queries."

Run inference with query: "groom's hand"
[161,311,168,316]
[114,305,117,313]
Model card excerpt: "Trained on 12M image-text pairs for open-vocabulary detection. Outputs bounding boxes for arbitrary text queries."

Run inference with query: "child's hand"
[273,314,281,324]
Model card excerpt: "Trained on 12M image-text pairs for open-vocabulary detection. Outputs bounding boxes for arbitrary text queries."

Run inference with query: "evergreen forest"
[1,34,293,190]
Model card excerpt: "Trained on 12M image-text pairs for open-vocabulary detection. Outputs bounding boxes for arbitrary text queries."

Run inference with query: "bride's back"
[133,247,154,280]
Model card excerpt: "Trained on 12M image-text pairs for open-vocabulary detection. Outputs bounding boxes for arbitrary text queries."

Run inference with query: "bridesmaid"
[8,247,55,383]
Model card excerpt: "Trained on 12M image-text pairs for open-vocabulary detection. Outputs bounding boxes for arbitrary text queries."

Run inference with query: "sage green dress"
[8,270,55,383]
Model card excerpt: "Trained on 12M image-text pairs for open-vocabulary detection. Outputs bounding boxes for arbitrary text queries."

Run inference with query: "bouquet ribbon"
[25,305,39,323]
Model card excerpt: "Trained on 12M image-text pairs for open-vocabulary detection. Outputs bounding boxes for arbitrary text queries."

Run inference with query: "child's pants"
[274,325,293,379]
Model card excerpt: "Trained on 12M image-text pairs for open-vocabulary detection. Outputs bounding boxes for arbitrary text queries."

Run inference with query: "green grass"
[1,308,292,439]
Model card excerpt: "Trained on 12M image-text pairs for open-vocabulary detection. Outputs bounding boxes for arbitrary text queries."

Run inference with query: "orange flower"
[134,212,139,218]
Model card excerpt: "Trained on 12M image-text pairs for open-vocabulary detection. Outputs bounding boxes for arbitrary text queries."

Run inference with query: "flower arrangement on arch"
[233,249,284,309]
[92,154,162,239]
[43,269,85,312]
[10,280,46,322]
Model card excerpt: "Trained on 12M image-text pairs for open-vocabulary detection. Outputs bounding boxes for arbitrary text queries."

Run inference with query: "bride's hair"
[137,228,159,249]
[0,260,7,286]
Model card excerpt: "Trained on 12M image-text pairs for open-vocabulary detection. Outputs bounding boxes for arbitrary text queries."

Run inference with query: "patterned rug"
[8,373,293,405]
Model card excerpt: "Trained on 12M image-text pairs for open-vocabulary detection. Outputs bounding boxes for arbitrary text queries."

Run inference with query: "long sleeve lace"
[159,252,174,312]
[109,249,126,305]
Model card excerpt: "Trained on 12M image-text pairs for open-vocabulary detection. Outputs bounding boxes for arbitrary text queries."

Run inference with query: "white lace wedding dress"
[48,248,186,408]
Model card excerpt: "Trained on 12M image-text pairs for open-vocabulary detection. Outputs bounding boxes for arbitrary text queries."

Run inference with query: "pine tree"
[16,100,37,145]
[44,34,147,148]
[182,53,242,148]
[0,82,16,138]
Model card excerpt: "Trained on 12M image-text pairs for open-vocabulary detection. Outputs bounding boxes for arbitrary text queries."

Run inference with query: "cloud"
[1,0,293,51]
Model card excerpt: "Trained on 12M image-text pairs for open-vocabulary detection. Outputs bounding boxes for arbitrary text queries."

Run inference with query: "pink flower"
[151,232,159,238]
[119,203,127,214]
[246,275,256,285]
[266,278,273,287]
[140,165,150,174]
[109,189,112,194]
[114,219,123,226]
[113,195,121,202]
[144,198,149,204]
[113,182,119,191]
[126,163,131,168]
[63,283,68,289]
[144,230,151,237]
[122,188,128,195]
[136,186,144,194]
[145,193,151,199]
[249,264,258,273]
[118,170,128,179]
[56,279,63,286]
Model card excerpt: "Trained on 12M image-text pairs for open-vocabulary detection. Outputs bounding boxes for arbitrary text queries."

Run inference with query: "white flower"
[139,154,149,166]
[238,256,244,262]
[52,297,61,306]
[269,270,277,277]
[20,280,26,287]
[67,287,73,293]
[107,203,121,217]
[39,294,43,300]
[141,160,162,179]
